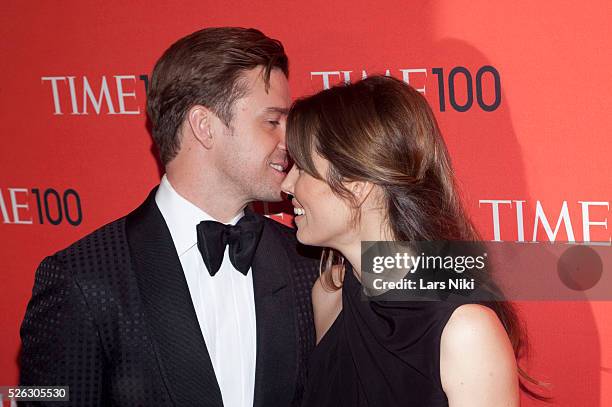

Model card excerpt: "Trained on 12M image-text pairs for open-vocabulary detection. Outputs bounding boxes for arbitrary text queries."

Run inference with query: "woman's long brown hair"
[286,75,550,400]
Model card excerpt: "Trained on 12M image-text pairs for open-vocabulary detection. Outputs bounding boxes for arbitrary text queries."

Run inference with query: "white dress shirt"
[155,174,257,407]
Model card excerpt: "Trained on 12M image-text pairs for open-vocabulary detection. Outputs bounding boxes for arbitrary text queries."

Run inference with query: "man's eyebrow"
[264,107,290,115]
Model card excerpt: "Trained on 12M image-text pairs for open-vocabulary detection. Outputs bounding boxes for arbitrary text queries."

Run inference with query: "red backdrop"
[1,1,611,405]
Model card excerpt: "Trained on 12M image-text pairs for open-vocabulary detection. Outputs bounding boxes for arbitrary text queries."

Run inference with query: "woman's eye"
[267,120,280,126]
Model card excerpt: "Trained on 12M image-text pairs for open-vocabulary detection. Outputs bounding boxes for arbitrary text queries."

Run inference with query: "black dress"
[301,263,493,407]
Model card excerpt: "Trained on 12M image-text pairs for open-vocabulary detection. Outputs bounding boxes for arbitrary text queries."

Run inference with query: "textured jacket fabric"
[19,187,320,406]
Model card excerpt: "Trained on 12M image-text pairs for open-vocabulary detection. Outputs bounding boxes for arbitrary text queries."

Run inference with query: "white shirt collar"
[155,174,245,257]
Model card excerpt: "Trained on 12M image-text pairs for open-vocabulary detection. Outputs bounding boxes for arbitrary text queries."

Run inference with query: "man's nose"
[278,128,287,151]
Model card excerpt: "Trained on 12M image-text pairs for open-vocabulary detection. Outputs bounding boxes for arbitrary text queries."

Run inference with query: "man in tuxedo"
[19,27,319,407]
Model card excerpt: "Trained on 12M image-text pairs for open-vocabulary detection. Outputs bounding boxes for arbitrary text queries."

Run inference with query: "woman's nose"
[281,164,298,196]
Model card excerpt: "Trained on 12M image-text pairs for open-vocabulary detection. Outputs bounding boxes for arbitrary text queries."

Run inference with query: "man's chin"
[252,188,284,203]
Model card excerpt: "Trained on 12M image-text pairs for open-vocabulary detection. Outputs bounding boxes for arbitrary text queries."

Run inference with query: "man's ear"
[186,105,214,149]
[349,180,375,208]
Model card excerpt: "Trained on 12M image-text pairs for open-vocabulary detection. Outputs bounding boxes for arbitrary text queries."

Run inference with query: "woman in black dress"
[281,76,534,406]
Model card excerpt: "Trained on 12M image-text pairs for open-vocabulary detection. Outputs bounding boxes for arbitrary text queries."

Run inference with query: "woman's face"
[281,153,356,248]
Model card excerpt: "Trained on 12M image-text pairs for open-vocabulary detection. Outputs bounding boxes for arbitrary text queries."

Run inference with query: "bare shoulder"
[440,304,519,407]
[442,304,507,345]
[312,265,344,344]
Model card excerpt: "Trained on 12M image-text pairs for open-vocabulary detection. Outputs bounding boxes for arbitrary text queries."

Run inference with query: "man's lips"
[269,160,288,173]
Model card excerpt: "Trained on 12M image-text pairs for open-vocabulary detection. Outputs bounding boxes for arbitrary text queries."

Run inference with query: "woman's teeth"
[270,163,284,172]
[294,207,305,216]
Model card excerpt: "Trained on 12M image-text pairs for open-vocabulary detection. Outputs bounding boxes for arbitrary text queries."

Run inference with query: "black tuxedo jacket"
[19,188,319,406]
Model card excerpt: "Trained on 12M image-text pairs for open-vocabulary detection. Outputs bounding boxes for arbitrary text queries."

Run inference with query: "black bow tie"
[196,212,264,277]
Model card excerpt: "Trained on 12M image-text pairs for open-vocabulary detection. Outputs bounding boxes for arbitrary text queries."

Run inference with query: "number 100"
[432,66,501,112]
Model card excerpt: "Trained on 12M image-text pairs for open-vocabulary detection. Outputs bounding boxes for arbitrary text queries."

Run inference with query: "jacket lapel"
[126,187,223,407]
[250,210,298,407]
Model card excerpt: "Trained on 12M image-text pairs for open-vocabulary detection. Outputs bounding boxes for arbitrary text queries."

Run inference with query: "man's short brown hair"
[146,27,289,165]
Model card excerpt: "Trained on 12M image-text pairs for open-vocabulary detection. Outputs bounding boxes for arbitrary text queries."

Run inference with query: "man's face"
[212,66,291,203]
